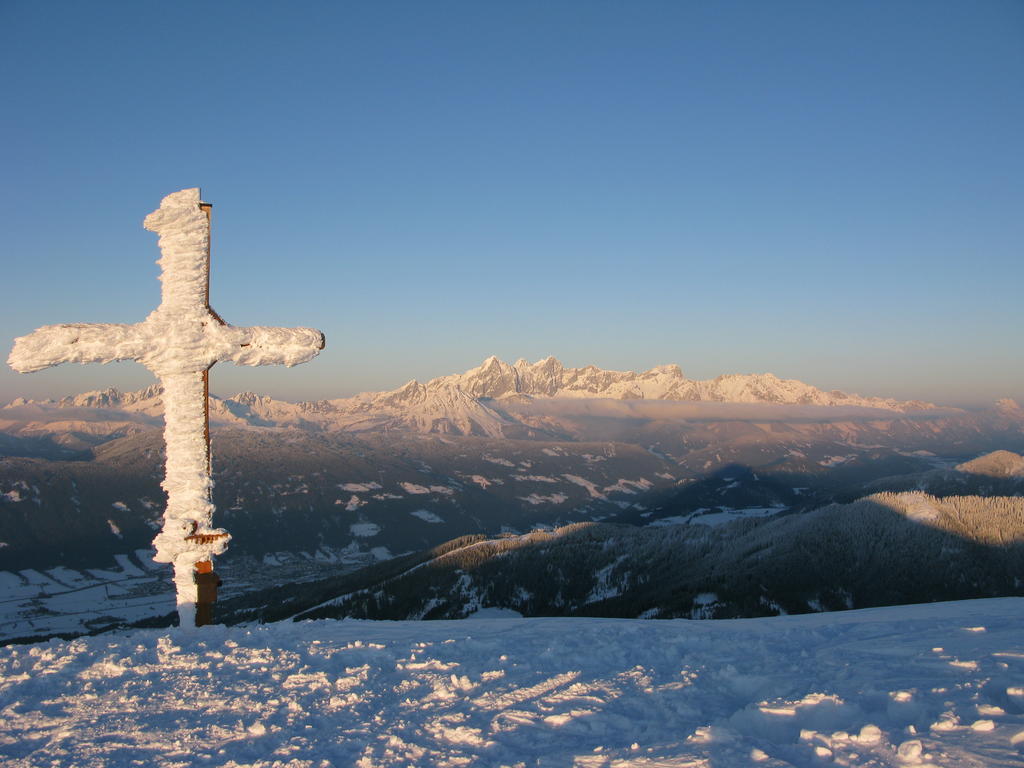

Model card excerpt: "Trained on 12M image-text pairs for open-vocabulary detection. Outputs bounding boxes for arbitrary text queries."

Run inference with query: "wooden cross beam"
[8,188,325,628]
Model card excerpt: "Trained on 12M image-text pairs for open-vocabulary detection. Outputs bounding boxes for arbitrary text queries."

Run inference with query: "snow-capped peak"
[58,384,164,409]
[995,398,1022,415]
[417,356,934,410]
[4,355,950,439]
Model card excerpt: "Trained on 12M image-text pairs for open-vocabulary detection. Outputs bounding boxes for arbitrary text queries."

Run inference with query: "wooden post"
[199,200,214,474]
[184,197,229,587]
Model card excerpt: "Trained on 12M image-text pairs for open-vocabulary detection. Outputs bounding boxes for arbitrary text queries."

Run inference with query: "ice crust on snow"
[7,188,324,626]
[0,598,1020,767]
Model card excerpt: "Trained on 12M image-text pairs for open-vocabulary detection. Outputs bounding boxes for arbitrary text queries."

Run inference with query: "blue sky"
[2,1,1021,407]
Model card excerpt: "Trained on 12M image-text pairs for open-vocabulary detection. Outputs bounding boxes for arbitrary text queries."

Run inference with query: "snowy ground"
[647,506,788,528]
[1,599,1022,767]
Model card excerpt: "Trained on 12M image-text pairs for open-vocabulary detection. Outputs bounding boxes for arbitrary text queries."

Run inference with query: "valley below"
[1,357,1022,642]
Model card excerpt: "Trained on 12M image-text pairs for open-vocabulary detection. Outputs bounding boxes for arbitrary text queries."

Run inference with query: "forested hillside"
[209,491,1024,625]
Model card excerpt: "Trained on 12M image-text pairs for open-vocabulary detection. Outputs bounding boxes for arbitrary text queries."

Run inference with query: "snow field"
[411,510,445,524]
[648,506,788,528]
[1,599,1022,767]
[518,493,569,506]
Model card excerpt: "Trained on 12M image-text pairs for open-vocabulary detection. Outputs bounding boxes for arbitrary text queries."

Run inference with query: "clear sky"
[2,1,1021,408]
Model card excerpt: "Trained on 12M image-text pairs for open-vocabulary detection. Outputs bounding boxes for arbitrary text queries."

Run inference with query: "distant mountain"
[295,355,944,437]
[2,356,1023,641]
[5,383,162,412]
[996,398,1023,416]
[956,449,1024,478]
[3,355,947,442]
[423,355,938,409]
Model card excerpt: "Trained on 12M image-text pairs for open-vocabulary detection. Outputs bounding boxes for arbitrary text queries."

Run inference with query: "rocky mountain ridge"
[421,355,938,409]
[3,356,951,442]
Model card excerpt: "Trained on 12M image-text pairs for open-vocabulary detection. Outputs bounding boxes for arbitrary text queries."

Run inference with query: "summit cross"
[8,188,325,628]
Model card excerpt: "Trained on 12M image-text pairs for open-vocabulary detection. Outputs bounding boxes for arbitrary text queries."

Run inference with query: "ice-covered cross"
[8,188,325,628]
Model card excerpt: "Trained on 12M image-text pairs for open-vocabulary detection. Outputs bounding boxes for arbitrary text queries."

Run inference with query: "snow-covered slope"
[0,599,1021,767]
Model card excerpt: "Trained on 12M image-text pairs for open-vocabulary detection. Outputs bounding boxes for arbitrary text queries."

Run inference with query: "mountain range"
[1,357,1022,641]
[2,355,948,446]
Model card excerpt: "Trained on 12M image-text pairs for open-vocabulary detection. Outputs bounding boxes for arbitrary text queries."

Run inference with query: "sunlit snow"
[0,599,1021,767]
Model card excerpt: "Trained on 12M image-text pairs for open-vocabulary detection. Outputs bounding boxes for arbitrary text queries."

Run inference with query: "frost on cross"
[7,188,325,628]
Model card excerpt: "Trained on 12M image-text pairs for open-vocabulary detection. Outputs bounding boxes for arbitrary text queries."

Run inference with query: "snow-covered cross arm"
[9,323,150,373]
[8,320,324,373]
[7,188,325,629]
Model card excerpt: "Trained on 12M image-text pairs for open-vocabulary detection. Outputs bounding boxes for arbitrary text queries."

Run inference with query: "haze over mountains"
[1,356,1022,641]
[3,355,948,445]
